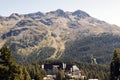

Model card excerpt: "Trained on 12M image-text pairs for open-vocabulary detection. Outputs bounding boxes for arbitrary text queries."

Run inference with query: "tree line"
[1,45,120,80]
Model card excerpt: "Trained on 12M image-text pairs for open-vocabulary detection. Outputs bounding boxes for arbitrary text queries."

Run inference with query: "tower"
[62,63,66,70]
[91,55,97,64]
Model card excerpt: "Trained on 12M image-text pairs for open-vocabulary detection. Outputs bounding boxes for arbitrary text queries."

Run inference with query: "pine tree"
[111,49,120,80]
[0,46,31,80]
[56,70,65,80]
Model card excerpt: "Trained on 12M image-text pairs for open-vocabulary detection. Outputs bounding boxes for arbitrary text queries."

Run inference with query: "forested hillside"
[61,33,120,64]
[5,33,120,64]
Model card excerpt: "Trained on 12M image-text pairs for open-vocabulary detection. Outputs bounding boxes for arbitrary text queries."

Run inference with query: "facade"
[42,62,86,80]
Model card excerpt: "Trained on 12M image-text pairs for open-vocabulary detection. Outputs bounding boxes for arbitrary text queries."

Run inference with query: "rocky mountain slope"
[0,9,120,63]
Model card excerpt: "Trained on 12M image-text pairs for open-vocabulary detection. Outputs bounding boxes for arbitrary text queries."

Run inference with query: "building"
[42,62,64,70]
[42,62,86,80]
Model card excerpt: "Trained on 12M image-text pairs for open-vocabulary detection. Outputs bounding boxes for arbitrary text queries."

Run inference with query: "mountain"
[0,9,120,63]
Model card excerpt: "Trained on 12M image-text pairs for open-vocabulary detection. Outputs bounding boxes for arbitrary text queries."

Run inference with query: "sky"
[0,0,120,26]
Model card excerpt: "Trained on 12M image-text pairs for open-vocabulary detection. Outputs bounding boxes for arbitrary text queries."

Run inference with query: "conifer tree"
[111,49,120,80]
[0,46,31,80]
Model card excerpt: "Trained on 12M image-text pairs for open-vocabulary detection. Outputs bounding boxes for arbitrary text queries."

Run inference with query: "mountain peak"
[35,11,44,16]
[56,9,64,13]
[55,9,67,17]
[10,13,19,16]
[24,12,44,19]
[9,13,21,20]
[47,9,68,18]
[72,10,90,18]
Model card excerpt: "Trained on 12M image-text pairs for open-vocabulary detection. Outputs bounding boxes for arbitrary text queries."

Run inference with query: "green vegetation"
[5,33,120,64]
[0,46,46,80]
[0,46,31,80]
[0,46,110,80]
[56,70,65,80]
[77,62,110,80]
[110,49,120,80]
[61,34,120,64]
[27,47,55,62]
[26,64,46,80]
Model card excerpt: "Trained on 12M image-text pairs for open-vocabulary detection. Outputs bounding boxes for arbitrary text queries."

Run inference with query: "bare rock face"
[0,9,120,61]
[72,10,90,19]
[8,13,21,20]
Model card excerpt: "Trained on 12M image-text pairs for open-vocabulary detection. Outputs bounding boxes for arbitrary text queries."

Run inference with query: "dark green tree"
[0,46,31,80]
[111,49,120,80]
[0,46,14,80]
[56,70,65,80]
